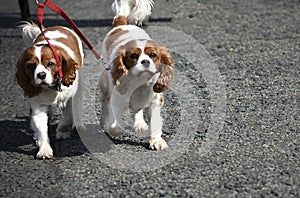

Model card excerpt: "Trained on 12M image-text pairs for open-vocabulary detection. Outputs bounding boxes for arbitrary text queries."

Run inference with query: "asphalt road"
[0,0,299,197]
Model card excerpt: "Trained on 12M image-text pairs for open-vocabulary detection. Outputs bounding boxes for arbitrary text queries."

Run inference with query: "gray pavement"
[0,0,299,197]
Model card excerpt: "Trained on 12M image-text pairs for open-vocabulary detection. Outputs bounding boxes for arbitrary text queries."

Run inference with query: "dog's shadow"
[77,124,151,154]
[0,117,150,158]
[0,116,89,158]
[109,135,150,149]
[0,117,36,156]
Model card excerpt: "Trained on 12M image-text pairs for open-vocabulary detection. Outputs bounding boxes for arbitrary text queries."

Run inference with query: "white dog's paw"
[133,120,149,132]
[56,124,71,139]
[149,137,168,150]
[36,144,53,159]
[108,126,124,137]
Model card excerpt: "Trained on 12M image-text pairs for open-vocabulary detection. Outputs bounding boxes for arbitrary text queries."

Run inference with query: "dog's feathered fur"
[100,0,174,150]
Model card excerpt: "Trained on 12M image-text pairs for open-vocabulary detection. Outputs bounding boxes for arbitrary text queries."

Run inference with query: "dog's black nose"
[37,72,46,80]
[141,59,150,67]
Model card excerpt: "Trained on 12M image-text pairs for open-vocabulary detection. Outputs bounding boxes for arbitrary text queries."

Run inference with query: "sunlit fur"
[16,22,85,158]
[99,0,174,150]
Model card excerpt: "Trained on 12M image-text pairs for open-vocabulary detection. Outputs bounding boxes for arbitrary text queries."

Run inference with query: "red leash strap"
[36,0,110,71]
[43,0,101,60]
[36,0,109,91]
[37,2,63,91]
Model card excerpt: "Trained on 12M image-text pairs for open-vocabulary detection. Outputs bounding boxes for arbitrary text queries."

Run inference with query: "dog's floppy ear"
[153,48,174,93]
[111,52,128,85]
[15,51,42,97]
[58,49,78,87]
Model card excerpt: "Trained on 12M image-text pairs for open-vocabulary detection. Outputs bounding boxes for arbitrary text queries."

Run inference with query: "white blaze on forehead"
[131,40,157,75]
[137,39,153,64]
[34,45,42,62]
[34,46,53,85]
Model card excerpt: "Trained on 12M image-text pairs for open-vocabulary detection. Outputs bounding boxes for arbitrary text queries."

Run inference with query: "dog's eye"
[130,53,139,60]
[27,63,35,70]
[150,52,157,59]
[47,61,55,68]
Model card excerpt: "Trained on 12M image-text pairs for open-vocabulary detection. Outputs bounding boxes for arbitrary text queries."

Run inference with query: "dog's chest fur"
[129,83,156,113]
[29,77,78,109]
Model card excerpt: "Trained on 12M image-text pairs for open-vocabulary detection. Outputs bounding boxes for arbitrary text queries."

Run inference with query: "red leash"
[37,2,63,91]
[36,0,108,90]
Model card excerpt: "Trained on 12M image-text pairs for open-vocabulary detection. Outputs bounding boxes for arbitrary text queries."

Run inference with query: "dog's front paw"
[108,126,124,137]
[149,137,168,150]
[37,144,53,159]
[133,120,148,132]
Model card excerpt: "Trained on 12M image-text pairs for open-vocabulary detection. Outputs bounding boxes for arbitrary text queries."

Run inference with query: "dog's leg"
[100,72,110,129]
[106,97,125,136]
[56,99,73,139]
[148,94,168,150]
[100,72,123,136]
[100,93,110,130]
[30,104,53,158]
[105,87,131,136]
[133,109,148,132]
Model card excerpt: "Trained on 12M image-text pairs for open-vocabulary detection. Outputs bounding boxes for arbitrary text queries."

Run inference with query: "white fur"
[100,0,167,150]
[19,22,42,47]
[34,28,84,62]
[21,24,85,158]
[29,69,85,159]
[101,41,168,150]
[133,109,149,132]
[34,47,53,86]
[44,30,68,39]
[35,40,75,60]
[102,25,151,63]
[112,0,154,25]
[101,69,168,150]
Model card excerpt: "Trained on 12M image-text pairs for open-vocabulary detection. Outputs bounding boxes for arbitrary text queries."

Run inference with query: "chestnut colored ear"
[59,50,78,87]
[15,54,42,97]
[111,53,128,85]
[153,48,174,93]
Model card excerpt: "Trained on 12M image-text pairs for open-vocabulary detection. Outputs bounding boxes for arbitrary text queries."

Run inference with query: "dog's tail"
[111,0,154,27]
[17,21,42,47]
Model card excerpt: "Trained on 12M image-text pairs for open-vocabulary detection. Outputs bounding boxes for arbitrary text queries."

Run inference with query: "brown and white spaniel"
[100,0,174,150]
[16,22,85,158]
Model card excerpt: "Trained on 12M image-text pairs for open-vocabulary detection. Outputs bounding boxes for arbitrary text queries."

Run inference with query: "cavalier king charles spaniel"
[16,22,85,158]
[100,0,174,150]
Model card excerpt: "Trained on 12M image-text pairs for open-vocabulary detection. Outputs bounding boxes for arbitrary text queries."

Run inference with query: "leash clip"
[98,57,111,70]
[36,0,46,5]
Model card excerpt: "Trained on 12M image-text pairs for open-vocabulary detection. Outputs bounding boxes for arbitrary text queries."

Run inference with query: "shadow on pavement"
[0,14,113,28]
[0,13,172,28]
[0,118,89,158]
